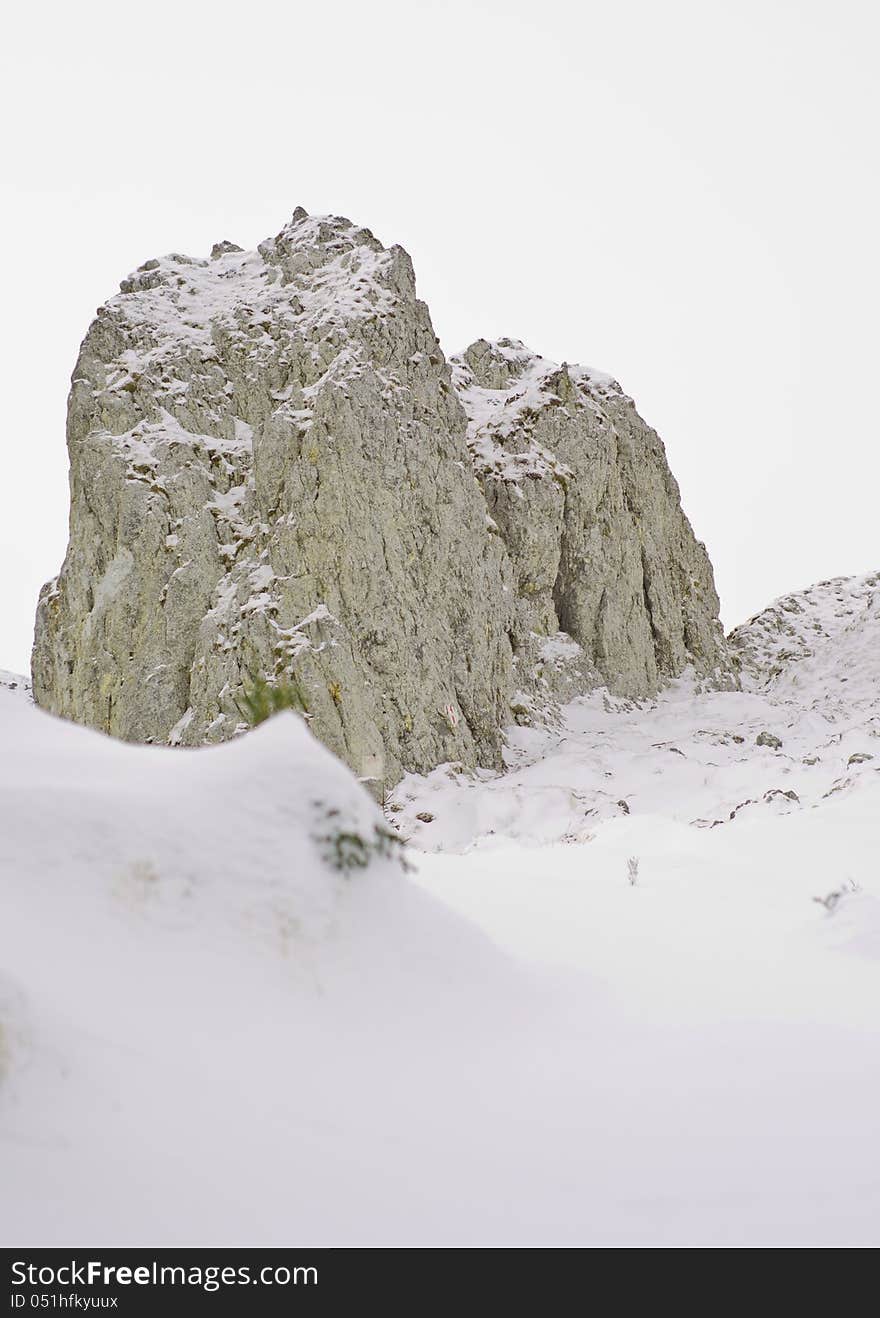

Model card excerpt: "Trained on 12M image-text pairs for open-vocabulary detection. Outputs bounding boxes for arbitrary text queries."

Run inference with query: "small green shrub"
[238,675,309,727]
[313,812,410,875]
[323,830,372,871]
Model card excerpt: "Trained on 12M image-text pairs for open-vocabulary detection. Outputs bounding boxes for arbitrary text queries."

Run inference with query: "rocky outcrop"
[33,210,729,781]
[728,570,880,705]
[452,339,728,711]
[33,212,514,784]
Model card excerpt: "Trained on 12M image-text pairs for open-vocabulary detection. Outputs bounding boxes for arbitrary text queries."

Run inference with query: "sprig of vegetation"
[238,675,309,727]
[313,809,411,874]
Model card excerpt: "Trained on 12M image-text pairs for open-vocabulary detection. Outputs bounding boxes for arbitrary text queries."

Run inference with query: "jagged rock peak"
[452,337,624,484]
[456,336,623,397]
[33,210,731,781]
[114,210,407,349]
[452,336,731,702]
[34,210,511,784]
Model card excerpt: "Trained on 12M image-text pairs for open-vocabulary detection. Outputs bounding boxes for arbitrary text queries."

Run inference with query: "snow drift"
[5,572,880,1246]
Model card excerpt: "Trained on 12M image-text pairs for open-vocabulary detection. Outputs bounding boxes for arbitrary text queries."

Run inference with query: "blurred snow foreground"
[2,572,880,1247]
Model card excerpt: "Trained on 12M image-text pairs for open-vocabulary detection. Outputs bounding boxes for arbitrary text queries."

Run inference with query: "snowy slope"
[729,569,880,689]
[2,573,880,1246]
[395,573,880,849]
[0,689,532,1245]
[0,669,29,694]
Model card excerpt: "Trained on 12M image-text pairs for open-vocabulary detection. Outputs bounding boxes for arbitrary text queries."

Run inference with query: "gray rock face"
[33,211,729,780]
[452,339,728,706]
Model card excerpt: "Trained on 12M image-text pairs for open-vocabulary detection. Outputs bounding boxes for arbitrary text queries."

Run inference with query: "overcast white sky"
[1,0,877,674]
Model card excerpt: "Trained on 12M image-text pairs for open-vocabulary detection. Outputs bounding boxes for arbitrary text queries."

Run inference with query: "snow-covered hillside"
[2,573,880,1246]
[395,571,880,848]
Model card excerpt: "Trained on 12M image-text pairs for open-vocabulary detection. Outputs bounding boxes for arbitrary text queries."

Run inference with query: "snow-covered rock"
[728,568,880,701]
[33,212,728,779]
[453,338,730,711]
[32,211,516,783]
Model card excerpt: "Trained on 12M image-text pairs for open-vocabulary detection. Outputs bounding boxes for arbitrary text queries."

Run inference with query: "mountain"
[32,211,728,780]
